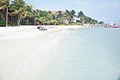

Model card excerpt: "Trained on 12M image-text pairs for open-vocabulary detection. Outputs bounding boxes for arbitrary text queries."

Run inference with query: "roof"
[50,11,65,14]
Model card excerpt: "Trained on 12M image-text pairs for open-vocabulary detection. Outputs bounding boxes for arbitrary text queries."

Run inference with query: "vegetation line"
[0,0,103,27]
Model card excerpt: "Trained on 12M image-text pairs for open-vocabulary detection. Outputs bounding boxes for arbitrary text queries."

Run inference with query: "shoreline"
[0,25,84,40]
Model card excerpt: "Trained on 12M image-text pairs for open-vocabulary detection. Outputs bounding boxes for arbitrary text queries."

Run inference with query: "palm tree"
[65,10,74,23]
[65,10,70,23]
[0,0,9,27]
[46,13,52,25]
[11,0,32,26]
[71,10,76,17]
[21,5,33,25]
[77,11,84,18]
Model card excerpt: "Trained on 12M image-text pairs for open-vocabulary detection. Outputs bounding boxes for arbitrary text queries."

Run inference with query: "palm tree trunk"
[18,15,22,26]
[6,7,8,27]
[34,17,36,25]
[26,18,29,25]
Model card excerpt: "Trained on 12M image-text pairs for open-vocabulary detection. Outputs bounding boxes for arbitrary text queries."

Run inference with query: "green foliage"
[0,0,9,26]
[6,21,17,26]
[78,11,84,18]
[0,0,101,26]
[99,21,104,24]
[10,0,33,25]
[0,20,6,27]
[76,20,80,23]
[71,10,76,16]
[0,0,9,10]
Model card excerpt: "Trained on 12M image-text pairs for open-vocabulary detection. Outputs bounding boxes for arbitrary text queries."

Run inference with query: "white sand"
[0,25,83,80]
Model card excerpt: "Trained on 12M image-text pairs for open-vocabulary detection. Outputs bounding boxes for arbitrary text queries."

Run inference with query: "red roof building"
[50,11,65,15]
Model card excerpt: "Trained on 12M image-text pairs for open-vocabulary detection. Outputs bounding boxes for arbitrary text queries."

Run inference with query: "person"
[37,26,42,29]
[37,26,47,31]
[37,26,39,29]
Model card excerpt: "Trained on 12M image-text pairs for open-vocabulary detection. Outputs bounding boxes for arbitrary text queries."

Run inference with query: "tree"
[57,11,63,18]
[78,11,84,18]
[11,0,32,26]
[22,5,33,25]
[0,0,100,26]
[0,0,9,27]
[64,10,73,23]
[99,21,104,24]
[70,10,76,17]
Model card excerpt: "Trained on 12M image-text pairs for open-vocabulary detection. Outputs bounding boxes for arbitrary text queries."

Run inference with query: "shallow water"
[39,28,120,80]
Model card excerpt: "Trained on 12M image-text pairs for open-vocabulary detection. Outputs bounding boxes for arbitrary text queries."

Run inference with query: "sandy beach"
[0,25,83,80]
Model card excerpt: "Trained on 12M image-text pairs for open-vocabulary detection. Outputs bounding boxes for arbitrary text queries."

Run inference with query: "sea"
[38,28,120,80]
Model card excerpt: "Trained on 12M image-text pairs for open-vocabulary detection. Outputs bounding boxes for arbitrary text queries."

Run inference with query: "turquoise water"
[39,28,120,80]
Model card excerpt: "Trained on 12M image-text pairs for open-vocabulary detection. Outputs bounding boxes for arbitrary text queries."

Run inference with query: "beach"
[0,25,83,80]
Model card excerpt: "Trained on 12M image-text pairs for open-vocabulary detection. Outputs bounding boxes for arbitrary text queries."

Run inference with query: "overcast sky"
[25,0,120,23]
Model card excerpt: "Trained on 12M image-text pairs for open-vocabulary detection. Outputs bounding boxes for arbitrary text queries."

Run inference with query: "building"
[106,22,119,28]
[50,11,65,15]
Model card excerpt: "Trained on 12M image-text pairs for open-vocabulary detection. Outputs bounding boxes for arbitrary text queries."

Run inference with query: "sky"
[25,0,120,23]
